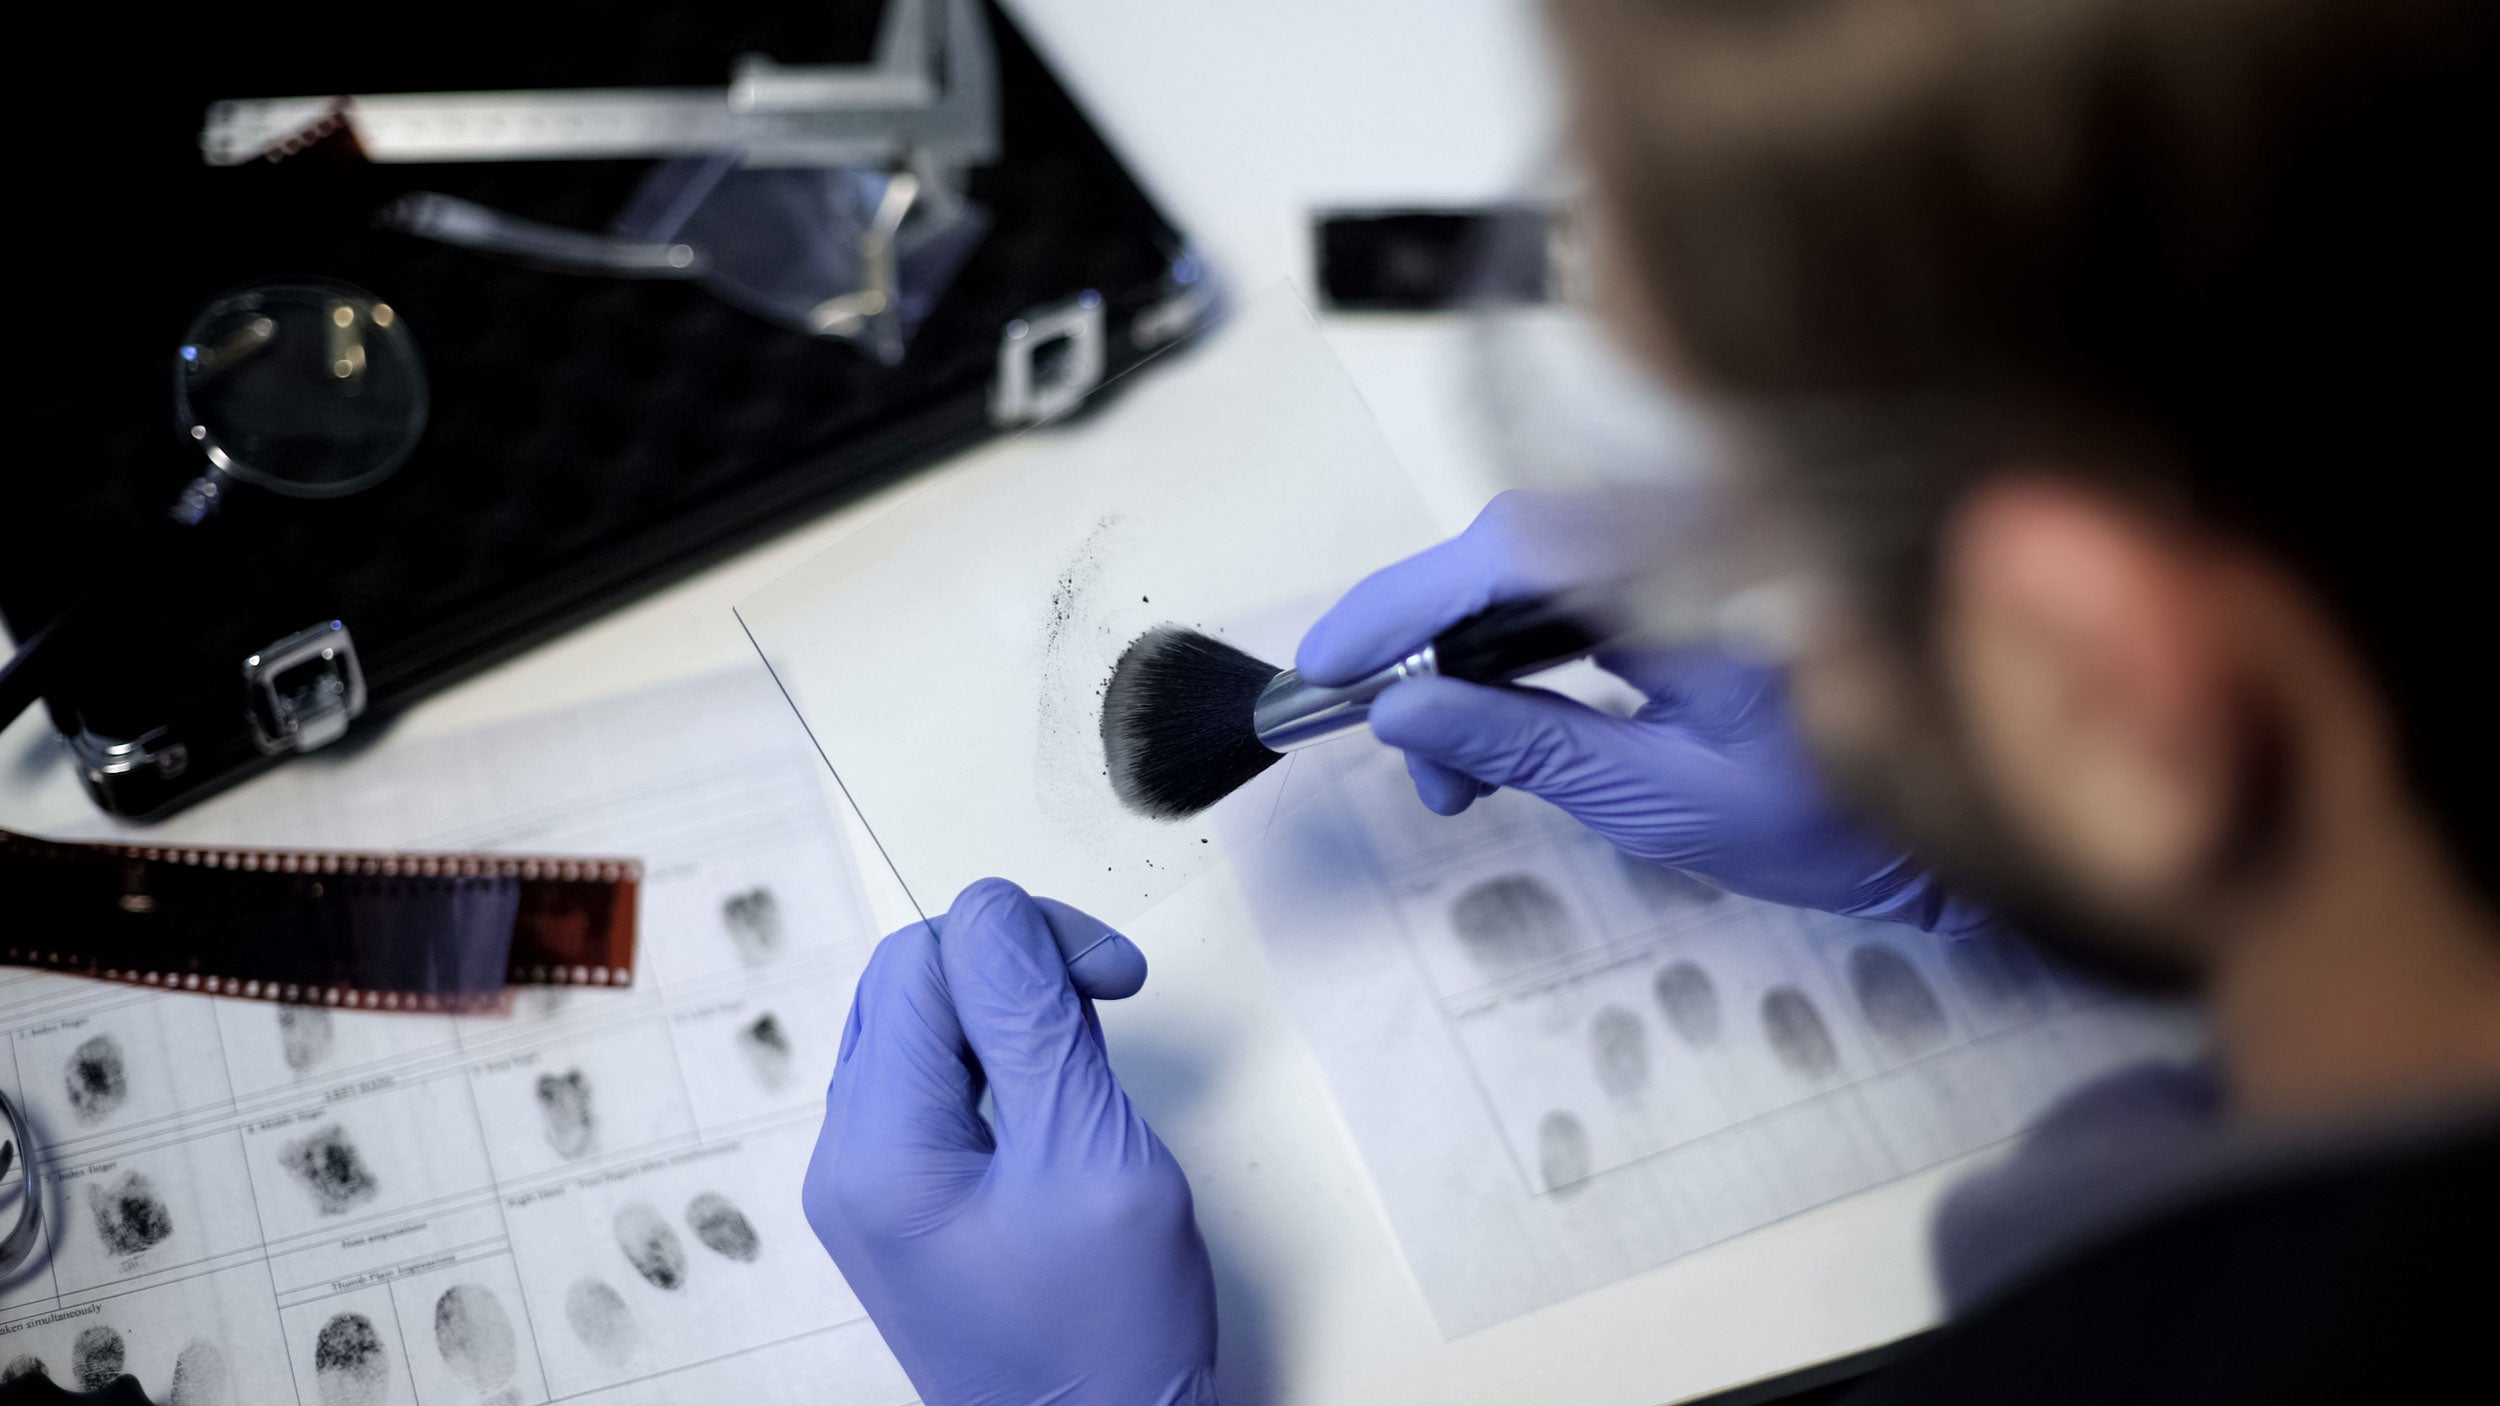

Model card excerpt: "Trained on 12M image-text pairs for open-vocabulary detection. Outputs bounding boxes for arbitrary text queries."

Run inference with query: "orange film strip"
[1,827,638,1014]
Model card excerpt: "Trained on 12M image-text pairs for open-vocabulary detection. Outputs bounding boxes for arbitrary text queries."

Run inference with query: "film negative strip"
[1,826,638,1013]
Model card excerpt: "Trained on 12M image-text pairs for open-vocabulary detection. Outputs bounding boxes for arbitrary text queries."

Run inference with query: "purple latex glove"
[804,878,1217,1406]
[1299,491,1986,932]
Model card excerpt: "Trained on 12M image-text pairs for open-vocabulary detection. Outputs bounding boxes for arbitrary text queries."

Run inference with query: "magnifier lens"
[176,281,427,498]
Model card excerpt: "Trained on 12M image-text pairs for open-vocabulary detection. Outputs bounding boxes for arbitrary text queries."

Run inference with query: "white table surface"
[0,4,1969,1399]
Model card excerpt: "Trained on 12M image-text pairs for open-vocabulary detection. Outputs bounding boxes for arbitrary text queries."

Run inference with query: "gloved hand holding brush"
[1298,492,1988,932]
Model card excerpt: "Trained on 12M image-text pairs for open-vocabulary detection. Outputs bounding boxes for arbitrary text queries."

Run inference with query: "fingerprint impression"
[687,1192,762,1262]
[88,1169,175,1258]
[1947,934,2053,1017]
[536,1069,597,1159]
[722,887,784,966]
[614,1202,689,1291]
[435,1283,521,1397]
[1448,874,1579,976]
[169,1341,236,1406]
[280,1006,337,1073]
[1536,1110,1593,1194]
[1848,945,1948,1055]
[738,1013,794,1093]
[1760,988,1840,1077]
[312,1313,390,1406]
[281,1124,382,1216]
[1651,961,1723,1048]
[65,1033,129,1124]
[565,1279,639,1367]
[1588,1006,1650,1102]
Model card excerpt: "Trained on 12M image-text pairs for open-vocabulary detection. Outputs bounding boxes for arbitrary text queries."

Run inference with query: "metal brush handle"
[1252,595,1601,752]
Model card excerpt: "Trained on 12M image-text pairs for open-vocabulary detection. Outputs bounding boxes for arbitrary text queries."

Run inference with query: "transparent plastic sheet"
[736,288,1441,926]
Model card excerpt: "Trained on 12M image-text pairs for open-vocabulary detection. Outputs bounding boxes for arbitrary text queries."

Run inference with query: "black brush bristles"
[1101,626,1285,820]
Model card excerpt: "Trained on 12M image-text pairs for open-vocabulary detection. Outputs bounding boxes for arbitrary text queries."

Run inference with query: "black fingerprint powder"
[313,1313,389,1406]
[1761,988,1840,1077]
[2,1355,51,1383]
[686,1192,761,1262]
[614,1202,689,1290]
[279,1006,336,1073]
[565,1278,639,1366]
[722,887,784,965]
[434,1283,519,1392]
[168,1341,234,1406]
[1588,1006,1650,1102]
[64,1033,129,1124]
[1537,1110,1593,1194]
[71,1326,125,1392]
[1947,934,2053,1017]
[1849,945,1949,1055]
[739,1013,794,1093]
[1448,875,1578,975]
[1652,961,1723,1048]
[280,1124,381,1216]
[537,1069,597,1159]
[87,1170,175,1257]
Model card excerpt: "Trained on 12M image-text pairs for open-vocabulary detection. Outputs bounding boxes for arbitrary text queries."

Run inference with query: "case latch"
[243,620,368,755]
[992,290,1104,426]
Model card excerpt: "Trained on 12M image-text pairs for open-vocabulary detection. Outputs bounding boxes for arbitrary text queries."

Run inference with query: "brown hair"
[1548,0,2500,889]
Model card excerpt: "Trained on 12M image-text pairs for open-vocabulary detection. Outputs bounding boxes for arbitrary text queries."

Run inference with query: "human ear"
[1937,475,2239,916]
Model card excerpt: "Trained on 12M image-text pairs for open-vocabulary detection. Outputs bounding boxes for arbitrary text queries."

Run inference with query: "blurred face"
[1584,206,2242,984]
[1785,568,2208,984]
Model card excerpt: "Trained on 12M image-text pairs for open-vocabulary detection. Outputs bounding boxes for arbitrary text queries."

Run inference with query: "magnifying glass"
[0,279,428,726]
[0,1087,39,1279]
[170,279,429,520]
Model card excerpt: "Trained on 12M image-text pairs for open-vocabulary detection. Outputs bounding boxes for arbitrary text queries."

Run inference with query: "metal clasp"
[243,620,368,755]
[992,290,1104,426]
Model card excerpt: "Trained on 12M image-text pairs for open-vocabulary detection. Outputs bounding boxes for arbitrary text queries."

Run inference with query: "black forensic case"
[0,0,1208,819]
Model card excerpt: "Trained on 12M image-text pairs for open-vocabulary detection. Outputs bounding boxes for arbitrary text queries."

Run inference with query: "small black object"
[0,1373,157,1405]
[1314,205,1555,311]
[1424,595,1603,683]
[1100,627,1285,821]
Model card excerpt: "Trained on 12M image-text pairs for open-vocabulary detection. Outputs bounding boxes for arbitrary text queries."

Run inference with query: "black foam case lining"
[1,1,1196,818]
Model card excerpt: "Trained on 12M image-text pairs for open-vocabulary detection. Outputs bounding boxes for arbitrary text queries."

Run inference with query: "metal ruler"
[199,0,996,169]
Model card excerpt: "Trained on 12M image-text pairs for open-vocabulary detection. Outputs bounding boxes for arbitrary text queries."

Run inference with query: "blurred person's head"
[1547,0,2499,1107]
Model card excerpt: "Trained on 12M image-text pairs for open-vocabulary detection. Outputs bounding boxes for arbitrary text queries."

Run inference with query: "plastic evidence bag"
[736,288,1441,926]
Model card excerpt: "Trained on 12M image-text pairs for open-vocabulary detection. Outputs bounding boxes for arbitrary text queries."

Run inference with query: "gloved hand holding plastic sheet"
[804,879,1217,1406]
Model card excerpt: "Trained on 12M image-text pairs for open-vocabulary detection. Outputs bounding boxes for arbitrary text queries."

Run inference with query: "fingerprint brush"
[1100,596,1603,820]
